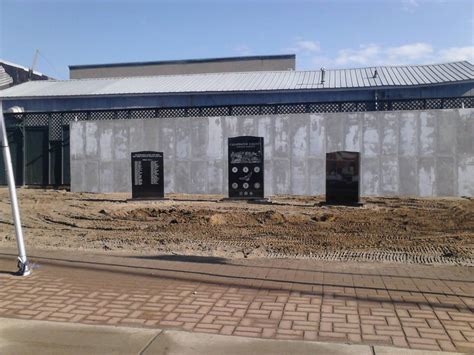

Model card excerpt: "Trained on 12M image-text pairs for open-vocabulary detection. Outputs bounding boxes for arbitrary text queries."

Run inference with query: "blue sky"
[1,0,473,79]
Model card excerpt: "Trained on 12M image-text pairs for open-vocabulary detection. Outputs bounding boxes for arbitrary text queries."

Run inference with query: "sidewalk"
[0,317,462,355]
[0,248,473,353]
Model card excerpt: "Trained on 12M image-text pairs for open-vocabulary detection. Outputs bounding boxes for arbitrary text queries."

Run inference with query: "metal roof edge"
[2,80,472,101]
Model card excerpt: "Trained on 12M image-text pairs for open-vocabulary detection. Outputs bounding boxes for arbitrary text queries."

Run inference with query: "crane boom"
[28,49,40,80]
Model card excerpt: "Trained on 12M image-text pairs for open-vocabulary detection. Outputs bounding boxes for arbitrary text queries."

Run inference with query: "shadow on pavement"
[128,254,228,264]
[0,252,471,310]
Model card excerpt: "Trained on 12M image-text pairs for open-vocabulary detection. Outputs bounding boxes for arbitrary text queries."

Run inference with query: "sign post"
[0,101,31,276]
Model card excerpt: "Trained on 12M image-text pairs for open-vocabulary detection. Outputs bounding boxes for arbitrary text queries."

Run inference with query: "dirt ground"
[0,188,473,265]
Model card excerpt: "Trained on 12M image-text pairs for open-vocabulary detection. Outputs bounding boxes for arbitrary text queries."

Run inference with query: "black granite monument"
[131,151,164,199]
[228,136,264,200]
[326,151,360,205]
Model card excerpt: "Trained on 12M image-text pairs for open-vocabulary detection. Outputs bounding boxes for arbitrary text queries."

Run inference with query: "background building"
[0,56,473,192]
[0,59,49,90]
[69,54,296,79]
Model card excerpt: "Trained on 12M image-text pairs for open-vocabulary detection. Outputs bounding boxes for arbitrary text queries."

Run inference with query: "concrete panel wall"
[70,109,474,197]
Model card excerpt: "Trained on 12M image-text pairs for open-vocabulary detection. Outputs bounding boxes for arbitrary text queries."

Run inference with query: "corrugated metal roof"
[0,65,14,89]
[1,61,472,99]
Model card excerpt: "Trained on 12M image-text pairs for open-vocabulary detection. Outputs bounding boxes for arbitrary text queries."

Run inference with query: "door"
[25,128,49,185]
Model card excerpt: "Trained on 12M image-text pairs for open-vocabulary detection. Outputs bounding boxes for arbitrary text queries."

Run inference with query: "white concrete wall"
[70,109,474,197]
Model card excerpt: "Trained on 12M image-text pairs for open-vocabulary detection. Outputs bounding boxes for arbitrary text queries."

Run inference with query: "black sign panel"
[326,151,360,205]
[228,136,264,200]
[131,151,164,199]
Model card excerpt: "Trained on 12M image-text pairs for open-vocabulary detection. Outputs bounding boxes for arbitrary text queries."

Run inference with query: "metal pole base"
[16,258,31,276]
[1,101,31,277]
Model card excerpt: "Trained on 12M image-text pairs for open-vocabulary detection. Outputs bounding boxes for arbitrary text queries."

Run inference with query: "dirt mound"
[208,214,227,225]
[0,189,473,265]
[311,213,336,222]
[255,211,286,224]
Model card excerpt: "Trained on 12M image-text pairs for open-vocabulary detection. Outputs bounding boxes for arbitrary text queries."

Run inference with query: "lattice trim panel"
[341,102,358,112]
[88,111,115,120]
[186,108,201,117]
[391,100,425,111]
[425,99,443,110]
[461,96,474,108]
[157,108,186,118]
[443,97,473,109]
[201,106,230,117]
[231,106,261,116]
[277,104,307,115]
[130,109,156,119]
[309,103,340,113]
[116,110,130,119]
[260,106,276,115]
[49,113,63,141]
[63,112,88,124]
[24,113,49,127]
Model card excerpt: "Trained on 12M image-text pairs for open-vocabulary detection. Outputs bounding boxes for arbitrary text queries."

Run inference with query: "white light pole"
[0,100,31,276]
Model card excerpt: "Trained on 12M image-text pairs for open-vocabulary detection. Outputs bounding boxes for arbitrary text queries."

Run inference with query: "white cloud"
[293,41,473,70]
[294,40,320,53]
[333,43,437,67]
[310,55,333,69]
[335,44,380,66]
[386,43,433,61]
[286,39,321,54]
[401,0,420,12]
[233,44,252,56]
[439,46,474,63]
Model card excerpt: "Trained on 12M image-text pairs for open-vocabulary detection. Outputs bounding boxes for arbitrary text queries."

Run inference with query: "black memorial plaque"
[326,151,360,205]
[228,136,264,200]
[131,151,164,199]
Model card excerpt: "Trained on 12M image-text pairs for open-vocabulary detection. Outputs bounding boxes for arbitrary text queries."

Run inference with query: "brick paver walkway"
[0,250,473,353]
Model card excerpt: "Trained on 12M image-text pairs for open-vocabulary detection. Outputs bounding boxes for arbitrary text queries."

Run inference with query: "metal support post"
[0,101,31,276]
